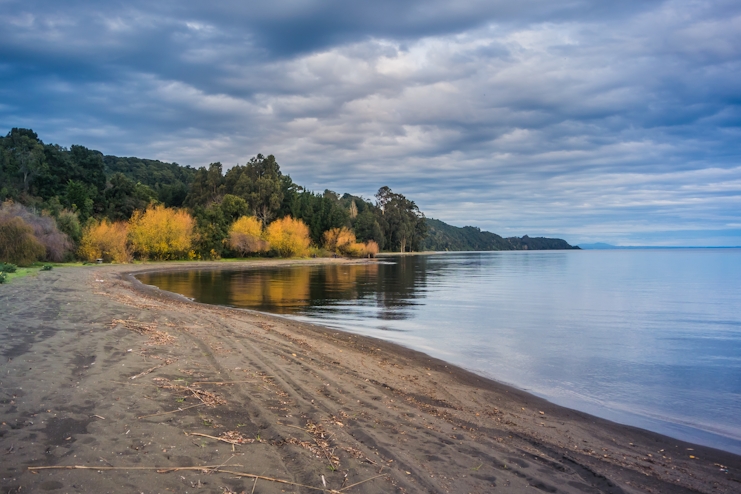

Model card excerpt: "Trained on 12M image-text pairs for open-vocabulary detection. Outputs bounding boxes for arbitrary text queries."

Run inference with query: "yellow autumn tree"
[322,227,356,255]
[78,219,131,263]
[228,216,269,256]
[128,205,194,260]
[264,216,311,257]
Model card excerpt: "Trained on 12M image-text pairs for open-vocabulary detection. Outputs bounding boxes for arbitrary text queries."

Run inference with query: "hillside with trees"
[422,219,579,251]
[0,128,574,268]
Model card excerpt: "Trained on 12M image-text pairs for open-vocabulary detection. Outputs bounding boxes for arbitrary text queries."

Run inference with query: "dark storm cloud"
[1,0,740,245]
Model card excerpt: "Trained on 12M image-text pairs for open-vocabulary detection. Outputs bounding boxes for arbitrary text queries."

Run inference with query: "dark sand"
[1,260,739,493]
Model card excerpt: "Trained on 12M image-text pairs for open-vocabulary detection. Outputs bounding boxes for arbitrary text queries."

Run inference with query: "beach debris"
[191,380,255,386]
[24,464,387,493]
[187,431,255,445]
[151,377,227,407]
[285,420,340,469]
[137,403,205,419]
[111,319,176,345]
[129,359,176,380]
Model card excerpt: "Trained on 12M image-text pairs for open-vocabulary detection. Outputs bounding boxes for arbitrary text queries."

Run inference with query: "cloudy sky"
[2,1,740,246]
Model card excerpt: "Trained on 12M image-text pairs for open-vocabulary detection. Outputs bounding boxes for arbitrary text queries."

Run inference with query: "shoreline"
[1,260,739,493]
[134,256,741,456]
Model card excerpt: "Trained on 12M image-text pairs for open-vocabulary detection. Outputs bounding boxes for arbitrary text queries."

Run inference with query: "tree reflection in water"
[137,257,429,321]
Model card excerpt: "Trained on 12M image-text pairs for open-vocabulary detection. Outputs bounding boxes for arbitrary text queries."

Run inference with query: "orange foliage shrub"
[322,227,378,257]
[265,216,311,257]
[362,240,379,258]
[78,219,131,263]
[128,205,194,260]
[228,216,269,256]
[322,227,356,255]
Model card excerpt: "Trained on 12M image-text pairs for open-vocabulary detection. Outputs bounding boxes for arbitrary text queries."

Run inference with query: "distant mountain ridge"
[422,218,579,251]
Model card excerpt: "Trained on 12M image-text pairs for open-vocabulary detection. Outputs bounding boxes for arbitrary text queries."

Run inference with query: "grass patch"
[0,261,87,284]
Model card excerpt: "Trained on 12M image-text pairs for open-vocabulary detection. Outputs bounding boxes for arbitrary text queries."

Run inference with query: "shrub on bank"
[0,201,73,262]
[128,205,195,260]
[323,227,356,255]
[362,240,379,257]
[0,216,47,266]
[264,216,311,257]
[0,262,18,273]
[228,215,269,256]
[78,219,131,263]
[322,227,379,257]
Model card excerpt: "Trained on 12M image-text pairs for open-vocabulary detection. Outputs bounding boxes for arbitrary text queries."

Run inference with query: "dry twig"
[285,420,340,469]
[339,474,387,491]
[28,464,385,492]
[111,319,176,345]
[130,359,176,380]
[152,377,227,407]
[187,431,255,445]
[191,381,254,385]
[28,465,238,472]
[137,403,204,419]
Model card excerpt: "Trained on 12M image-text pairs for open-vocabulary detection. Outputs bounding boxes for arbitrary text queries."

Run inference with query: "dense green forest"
[0,127,574,266]
[422,219,579,251]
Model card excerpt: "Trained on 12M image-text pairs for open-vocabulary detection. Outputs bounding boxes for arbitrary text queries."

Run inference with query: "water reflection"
[136,251,741,454]
[137,257,428,320]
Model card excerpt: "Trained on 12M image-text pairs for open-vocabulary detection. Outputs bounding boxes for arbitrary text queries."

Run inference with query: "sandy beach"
[1,260,739,493]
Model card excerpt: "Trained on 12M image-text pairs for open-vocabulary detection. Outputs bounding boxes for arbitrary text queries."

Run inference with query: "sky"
[1,1,740,246]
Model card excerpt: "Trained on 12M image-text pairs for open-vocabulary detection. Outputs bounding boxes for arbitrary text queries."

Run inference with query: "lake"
[136,249,741,454]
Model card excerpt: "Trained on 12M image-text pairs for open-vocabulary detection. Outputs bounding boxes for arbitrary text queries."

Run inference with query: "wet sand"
[1,260,739,493]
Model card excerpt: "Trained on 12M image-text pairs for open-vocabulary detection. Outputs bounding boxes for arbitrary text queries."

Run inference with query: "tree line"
[421,219,579,251]
[0,128,427,265]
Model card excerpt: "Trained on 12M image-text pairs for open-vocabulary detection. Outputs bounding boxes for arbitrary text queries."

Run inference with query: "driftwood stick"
[217,470,330,492]
[208,454,235,474]
[191,380,255,385]
[27,462,382,492]
[130,360,175,380]
[137,403,204,419]
[340,473,387,491]
[187,432,244,445]
[28,465,239,472]
[276,421,309,432]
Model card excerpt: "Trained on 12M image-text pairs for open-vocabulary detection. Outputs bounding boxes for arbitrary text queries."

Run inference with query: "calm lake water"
[137,250,741,454]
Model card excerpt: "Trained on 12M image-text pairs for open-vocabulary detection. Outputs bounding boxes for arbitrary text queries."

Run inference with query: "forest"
[0,128,576,268]
[0,128,426,266]
[422,219,579,251]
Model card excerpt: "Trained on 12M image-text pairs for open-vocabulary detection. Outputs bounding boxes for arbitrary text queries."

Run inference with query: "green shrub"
[0,272,6,284]
[0,262,18,273]
[42,265,53,271]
